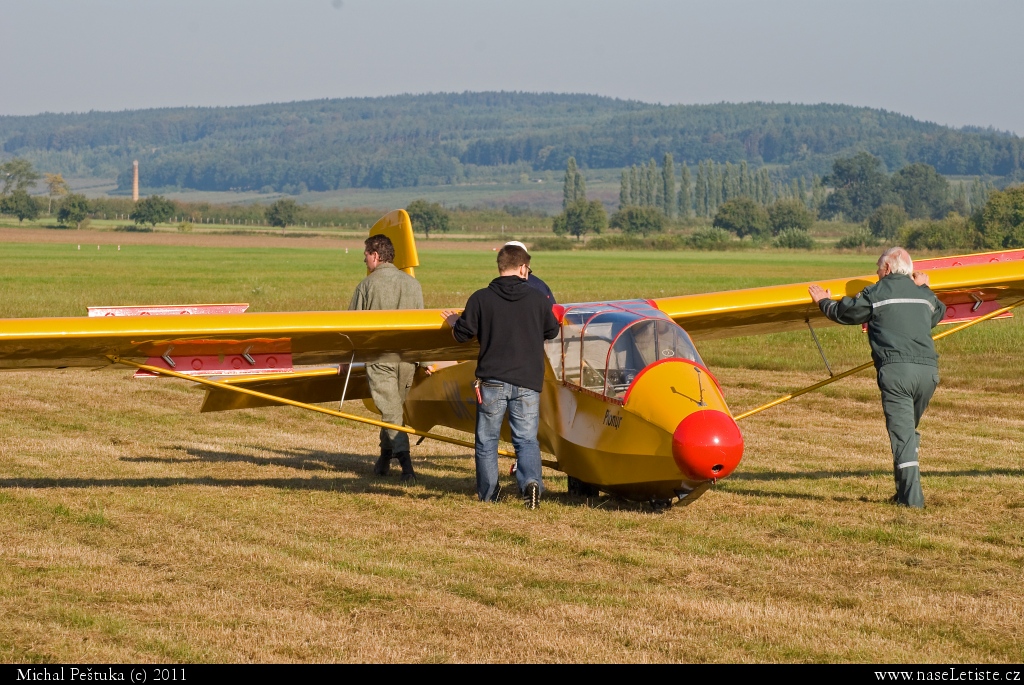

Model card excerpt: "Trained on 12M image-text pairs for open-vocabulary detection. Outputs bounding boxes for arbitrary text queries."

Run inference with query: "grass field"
[1,241,1022,662]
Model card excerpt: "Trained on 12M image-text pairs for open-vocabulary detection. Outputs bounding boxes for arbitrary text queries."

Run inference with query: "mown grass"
[0,241,1022,662]
[0,241,876,317]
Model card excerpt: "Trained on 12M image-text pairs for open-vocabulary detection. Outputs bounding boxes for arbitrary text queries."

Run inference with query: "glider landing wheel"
[567,476,600,498]
[646,498,674,513]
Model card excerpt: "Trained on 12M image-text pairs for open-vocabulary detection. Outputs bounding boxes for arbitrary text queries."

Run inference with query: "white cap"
[504,240,529,254]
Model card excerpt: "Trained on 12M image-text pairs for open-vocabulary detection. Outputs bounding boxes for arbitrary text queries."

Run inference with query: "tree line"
[547,152,1015,251]
[1,95,1021,194]
[0,158,464,234]
[618,154,820,219]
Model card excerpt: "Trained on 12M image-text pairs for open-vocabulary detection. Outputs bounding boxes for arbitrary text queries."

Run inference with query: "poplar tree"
[710,161,722,213]
[641,162,651,207]
[811,176,827,213]
[970,178,989,212]
[759,169,772,205]
[953,182,969,215]
[661,153,675,217]
[708,162,718,215]
[563,157,579,210]
[646,159,658,208]
[574,170,586,203]
[619,170,630,210]
[695,162,707,217]
[630,165,640,205]
[739,161,750,198]
[678,164,692,218]
[700,160,710,215]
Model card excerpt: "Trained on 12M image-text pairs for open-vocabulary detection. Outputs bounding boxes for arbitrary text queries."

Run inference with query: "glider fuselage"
[403,299,744,504]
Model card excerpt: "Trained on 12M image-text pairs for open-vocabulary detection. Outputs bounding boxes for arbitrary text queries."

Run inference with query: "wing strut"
[806,319,834,377]
[735,297,1024,421]
[339,350,356,408]
[107,356,517,459]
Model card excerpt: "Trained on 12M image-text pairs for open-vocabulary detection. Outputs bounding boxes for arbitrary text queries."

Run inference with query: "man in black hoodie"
[441,244,560,509]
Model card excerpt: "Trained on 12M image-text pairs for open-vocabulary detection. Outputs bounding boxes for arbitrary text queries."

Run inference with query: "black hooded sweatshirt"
[452,275,560,392]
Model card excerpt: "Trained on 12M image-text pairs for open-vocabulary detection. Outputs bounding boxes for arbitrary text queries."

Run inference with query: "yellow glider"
[2,209,1023,507]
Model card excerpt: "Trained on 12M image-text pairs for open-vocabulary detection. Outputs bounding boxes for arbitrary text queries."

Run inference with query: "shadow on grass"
[0,474,473,501]
[718,485,859,502]
[122,445,478,478]
[5,446,479,500]
[731,468,1024,481]
[121,445,368,473]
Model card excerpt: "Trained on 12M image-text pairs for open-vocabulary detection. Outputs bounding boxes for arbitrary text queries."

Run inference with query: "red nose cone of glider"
[672,409,744,481]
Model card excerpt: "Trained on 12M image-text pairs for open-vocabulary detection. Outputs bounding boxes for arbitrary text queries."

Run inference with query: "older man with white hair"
[809,247,946,508]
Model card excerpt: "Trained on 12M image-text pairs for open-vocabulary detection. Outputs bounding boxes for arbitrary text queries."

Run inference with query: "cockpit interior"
[547,300,704,401]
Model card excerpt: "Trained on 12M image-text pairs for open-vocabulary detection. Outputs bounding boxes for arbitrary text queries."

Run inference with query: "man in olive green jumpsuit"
[350,234,424,483]
[809,247,946,508]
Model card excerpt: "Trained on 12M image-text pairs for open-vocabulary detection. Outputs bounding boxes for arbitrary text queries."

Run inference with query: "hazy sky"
[2,0,1021,134]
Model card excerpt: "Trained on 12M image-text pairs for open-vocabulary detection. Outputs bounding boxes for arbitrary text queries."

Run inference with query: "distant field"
[301,177,622,215]
[66,175,624,215]
[1,242,1022,662]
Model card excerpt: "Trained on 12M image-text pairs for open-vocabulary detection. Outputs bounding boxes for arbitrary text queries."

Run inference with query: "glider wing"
[0,308,473,370]
[652,249,1024,340]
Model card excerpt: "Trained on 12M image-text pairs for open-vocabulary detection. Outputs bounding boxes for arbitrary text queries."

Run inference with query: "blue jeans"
[475,379,543,502]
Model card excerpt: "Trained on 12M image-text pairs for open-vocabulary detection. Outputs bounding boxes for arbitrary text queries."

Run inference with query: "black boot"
[395,451,416,484]
[373,448,393,476]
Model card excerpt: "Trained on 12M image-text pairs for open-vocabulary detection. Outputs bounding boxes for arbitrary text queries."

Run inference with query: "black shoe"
[524,482,540,510]
[395,451,416,484]
[373,449,393,477]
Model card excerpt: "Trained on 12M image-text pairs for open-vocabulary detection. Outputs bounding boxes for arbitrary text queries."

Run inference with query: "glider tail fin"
[368,209,420,278]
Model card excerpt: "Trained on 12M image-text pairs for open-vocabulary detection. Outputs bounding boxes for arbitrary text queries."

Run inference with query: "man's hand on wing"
[912,271,930,287]
[439,309,461,328]
[808,284,832,304]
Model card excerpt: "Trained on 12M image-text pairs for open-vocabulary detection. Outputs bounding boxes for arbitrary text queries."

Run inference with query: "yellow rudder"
[368,209,420,277]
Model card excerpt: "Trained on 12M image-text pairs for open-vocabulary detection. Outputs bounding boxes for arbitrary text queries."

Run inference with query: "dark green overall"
[819,273,946,507]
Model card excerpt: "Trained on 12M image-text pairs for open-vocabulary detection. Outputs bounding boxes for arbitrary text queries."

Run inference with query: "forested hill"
[1,92,1020,193]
